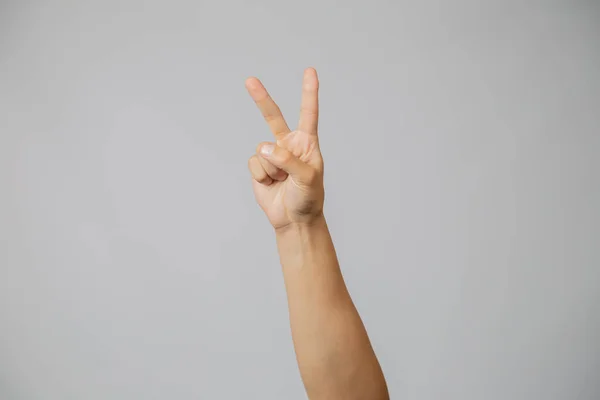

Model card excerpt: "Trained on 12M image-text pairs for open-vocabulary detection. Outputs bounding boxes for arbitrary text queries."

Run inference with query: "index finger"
[245,77,291,138]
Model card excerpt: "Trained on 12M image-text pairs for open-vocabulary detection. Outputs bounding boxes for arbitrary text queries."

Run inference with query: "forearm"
[275,214,389,400]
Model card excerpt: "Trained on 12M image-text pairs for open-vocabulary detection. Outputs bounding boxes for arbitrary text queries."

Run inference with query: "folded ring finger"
[257,152,288,181]
[248,155,273,185]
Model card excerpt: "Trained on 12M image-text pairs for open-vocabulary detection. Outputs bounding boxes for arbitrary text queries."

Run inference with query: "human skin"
[245,68,389,400]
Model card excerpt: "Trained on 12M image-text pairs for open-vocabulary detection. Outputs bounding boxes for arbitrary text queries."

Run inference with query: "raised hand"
[246,68,325,231]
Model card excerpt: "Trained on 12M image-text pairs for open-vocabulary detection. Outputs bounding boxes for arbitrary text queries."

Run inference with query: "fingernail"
[261,144,274,156]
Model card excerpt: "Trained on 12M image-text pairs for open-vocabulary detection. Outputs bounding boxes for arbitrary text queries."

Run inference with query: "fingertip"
[260,143,274,157]
[245,77,261,90]
[304,67,317,75]
[256,141,274,156]
[303,67,319,88]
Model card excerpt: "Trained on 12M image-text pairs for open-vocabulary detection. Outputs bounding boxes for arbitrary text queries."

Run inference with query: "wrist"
[274,212,327,236]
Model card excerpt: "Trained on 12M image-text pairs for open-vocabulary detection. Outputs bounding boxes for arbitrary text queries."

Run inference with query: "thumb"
[258,142,314,185]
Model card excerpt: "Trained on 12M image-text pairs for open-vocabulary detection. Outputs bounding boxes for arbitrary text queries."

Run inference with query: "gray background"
[1,0,599,399]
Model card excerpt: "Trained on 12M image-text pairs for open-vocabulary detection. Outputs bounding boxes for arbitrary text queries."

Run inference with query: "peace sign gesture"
[246,68,325,231]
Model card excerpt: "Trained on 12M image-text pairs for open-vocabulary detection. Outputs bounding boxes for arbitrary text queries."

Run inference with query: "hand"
[246,68,325,231]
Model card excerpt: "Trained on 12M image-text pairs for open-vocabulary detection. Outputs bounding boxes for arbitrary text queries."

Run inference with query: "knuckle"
[252,168,269,183]
[256,174,270,184]
[300,106,318,116]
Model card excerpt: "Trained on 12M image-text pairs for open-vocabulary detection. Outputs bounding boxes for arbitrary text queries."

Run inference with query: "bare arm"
[276,216,388,399]
[245,68,389,399]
